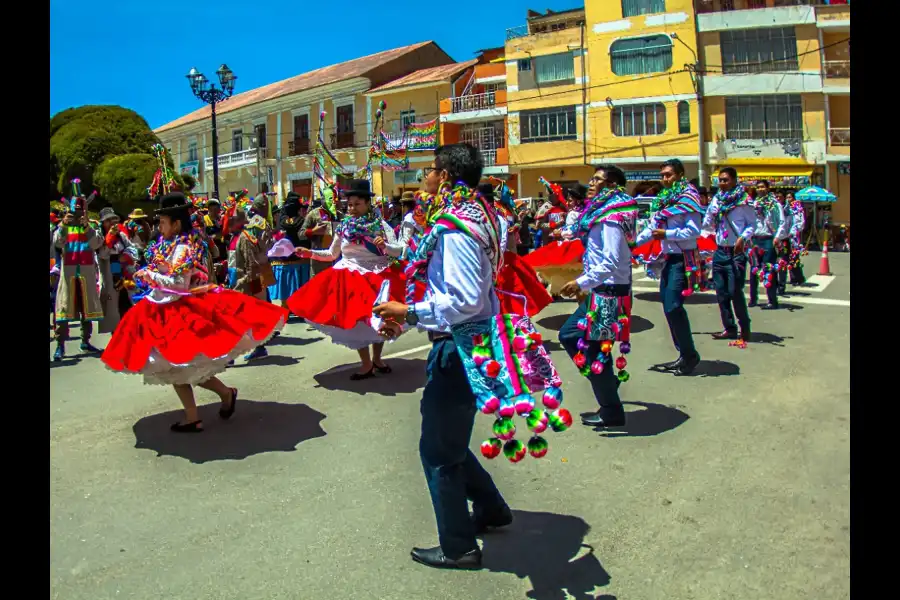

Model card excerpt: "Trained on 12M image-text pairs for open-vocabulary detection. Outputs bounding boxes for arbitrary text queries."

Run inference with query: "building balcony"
[696,0,818,31]
[204,148,258,171]
[829,127,850,147]
[439,91,508,123]
[288,139,311,156]
[823,60,850,78]
[380,130,408,150]
[474,62,506,84]
[330,132,357,150]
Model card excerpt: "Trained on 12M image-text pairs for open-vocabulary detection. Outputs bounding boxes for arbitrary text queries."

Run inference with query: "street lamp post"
[186,64,237,201]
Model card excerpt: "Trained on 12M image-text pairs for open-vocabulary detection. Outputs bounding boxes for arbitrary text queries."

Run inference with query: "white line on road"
[636,273,836,292]
[631,286,849,307]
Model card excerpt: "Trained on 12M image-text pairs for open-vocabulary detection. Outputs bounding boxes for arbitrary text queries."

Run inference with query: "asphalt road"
[50,253,850,600]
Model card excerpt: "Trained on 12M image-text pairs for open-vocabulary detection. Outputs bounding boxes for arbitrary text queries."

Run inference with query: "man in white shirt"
[703,167,755,341]
[558,165,637,428]
[749,180,791,310]
[374,144,511,571]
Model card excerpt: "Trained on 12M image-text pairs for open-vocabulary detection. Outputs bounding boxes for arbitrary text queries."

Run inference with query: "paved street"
[50,253,850,600]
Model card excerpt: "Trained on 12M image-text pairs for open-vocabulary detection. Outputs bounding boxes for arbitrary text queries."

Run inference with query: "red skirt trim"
[101,289,288,373]
[523,240,584,269]
[285,264,406,330]
[496,252,553,317]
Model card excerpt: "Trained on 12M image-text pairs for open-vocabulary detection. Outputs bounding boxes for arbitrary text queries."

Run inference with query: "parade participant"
[123,208,152,256]
[97,207,136,334]
[516,206,535,256]
[486,182,552,317]
[287,179,406,380]
[53,181,104,362]
[786,191,807,286]
[372,143,514,570]
[748,180,790,310]
[233,214,276,362]
[635,159,703,375]
[203,199,226,257]
[774,191,792,296]
[523,181,587,295]
[268,192,310,310]
[558,165,638,428]
[563,183,588,226]
[302,189,337,277]
[702,168,755,343]
[101,193,287,432]
[225,212,247,289]
[396,191,425,260]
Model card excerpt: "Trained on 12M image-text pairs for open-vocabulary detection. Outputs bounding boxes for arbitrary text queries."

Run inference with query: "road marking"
[631,286,849,307]
[322,342,435,375]
[802,274,835,292]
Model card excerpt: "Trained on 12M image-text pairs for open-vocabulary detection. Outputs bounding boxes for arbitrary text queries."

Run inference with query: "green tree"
[49,105,160,196]
[181,173,197,191]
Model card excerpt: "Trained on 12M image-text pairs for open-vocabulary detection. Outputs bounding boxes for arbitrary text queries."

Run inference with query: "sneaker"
[244,346,268,362]
[80,341,102,354]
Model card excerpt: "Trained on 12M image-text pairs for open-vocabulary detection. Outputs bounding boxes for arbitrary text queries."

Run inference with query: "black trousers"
[712,247,750,333]
[419,338,506,558]
[660,255,698,360]
[749,236,778,307]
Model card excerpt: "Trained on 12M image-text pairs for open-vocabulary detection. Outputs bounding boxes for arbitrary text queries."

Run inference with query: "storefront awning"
[711,166,815,189]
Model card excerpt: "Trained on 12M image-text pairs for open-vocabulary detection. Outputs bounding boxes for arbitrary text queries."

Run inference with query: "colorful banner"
[406,118,438,151]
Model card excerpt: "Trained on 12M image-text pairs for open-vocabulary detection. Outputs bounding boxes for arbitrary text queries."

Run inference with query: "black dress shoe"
[410,546,482,570]
[675,354,701,376]
[711,330,738,340]
[748,301,759,308]
[582,412,626,428]
[760,303,779,310]
[654,357,683,371]
[740,329,751,342]
[472,504,513,534]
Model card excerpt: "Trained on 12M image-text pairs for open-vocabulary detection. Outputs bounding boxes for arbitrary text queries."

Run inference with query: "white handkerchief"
[268,238,296,258]
[369,279,392,334]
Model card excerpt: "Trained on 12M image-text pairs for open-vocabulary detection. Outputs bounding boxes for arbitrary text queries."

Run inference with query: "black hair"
[661,158,685,176]
[756,180,770,190]
[718,167,738,181]
[698,186,709,195]
[595,164,627,187]
[434,143,484,189]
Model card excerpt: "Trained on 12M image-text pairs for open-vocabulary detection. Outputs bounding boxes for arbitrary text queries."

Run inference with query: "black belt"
[752,235,773,240]
[592,283,630,297]
[428,331,453,343]
[665,253,685,262]
[717,245,736,253]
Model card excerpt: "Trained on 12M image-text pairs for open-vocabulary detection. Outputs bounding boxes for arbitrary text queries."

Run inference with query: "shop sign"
[180,160,199,179]
[624,170,661,182]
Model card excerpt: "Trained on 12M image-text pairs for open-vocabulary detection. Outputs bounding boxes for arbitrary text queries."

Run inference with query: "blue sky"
[50,0,577,130]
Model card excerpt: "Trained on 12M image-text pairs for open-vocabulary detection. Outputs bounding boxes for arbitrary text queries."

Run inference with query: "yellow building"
[696,0,850,224]
[154,42,457,203]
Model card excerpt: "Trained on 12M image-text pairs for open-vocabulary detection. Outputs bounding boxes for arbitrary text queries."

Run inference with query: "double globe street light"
[186,64,237,201]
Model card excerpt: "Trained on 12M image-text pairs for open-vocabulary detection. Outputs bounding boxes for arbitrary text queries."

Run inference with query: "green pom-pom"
[492,417,516,440]
[527,436,548,458]
[617,369,630,382]
[503,439,526,462]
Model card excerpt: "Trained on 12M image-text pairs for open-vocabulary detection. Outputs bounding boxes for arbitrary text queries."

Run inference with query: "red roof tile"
[367,59,479,93]
[155,41,438,133]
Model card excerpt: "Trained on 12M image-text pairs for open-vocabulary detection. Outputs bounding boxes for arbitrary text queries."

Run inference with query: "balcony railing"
[697,0,826,13]
[506,24,529,40]
[481,149,497,167]
[829,127,850,145]
[823,60,850,78]
[204,148,257,171]
[451,92,497,114]
[330,132,356,149]
[381,130,408,149]
[288,139,311,156]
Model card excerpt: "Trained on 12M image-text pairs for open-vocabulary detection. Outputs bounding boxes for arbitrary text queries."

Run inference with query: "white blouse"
[310,219,404,274]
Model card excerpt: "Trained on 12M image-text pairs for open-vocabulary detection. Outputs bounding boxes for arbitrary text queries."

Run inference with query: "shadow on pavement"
[133,400,326,464]
[481,510,611,600]
[537,313,654,335]
[693,331,793,347]
[266,335,324,348]
[313,358,427,396]
[232,354,302,368]
[596,401,689,438]
[635,291,718,305]
[49,357,83,369]
[648,360,740,378]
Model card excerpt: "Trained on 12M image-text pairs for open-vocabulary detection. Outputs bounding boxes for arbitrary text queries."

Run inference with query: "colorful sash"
[63,226,94,267]
[339,214,387,256]
[572,186,639,246]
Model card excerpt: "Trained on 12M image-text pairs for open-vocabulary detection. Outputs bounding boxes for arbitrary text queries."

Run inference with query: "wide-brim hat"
[343,179,374,198]
[247,215,268,230]
[128,208,149,220]
[400,191,416,201]
[98,207,118,222]
[155,192,193,217]
[567,183,588,201]
[207,197,221,207]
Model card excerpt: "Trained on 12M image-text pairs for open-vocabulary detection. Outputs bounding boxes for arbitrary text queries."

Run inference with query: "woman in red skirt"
[286,180,406,380]
[101,193,288,433]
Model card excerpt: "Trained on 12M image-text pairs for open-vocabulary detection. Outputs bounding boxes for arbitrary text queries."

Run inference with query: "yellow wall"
[829,96,849,129]
[587,101,700,161]
[704,94,825,143]
[516,166,595,199]
[828,163,850,224]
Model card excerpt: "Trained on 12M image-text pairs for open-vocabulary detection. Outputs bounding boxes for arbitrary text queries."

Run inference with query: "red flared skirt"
[101,289,288,374]
[523,240,584,269]
[496,252,553,317]
[286,264,407,330]
[632,235,717,264]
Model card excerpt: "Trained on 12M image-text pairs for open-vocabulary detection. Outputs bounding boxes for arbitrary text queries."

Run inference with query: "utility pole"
[255,135,263,195]
[671,32,708,187]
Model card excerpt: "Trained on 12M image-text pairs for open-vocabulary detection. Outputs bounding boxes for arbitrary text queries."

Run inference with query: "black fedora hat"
[155,192,193,217]
[567,183,588,201]
[476,183,496,200]
[343,179,374,199]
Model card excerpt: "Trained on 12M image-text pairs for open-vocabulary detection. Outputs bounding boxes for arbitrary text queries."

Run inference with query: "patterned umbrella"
[795,186,837,203]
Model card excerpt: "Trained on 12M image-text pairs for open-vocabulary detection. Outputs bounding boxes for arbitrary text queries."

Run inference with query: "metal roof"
[367,60,479,93]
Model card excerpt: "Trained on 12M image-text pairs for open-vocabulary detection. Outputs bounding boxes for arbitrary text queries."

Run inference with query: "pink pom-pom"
[512,336,529,353]
[573,352,586,368]
[681,289,693,297]
[498,401,516,419]
[320,111,327,119]
[483,360,501,378]
[590,360,604,375]
[514,395,535,416]
[616,356,627,370]
[480,395,500,415]
[473,354,489,367]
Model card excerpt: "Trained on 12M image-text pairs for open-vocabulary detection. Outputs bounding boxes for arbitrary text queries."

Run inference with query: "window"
[520,106,577,143]
[254,123,267,149]
[187,141,198,162]
[677,101,691,134]
[400,110,416,129]
[533,52,576,85]
[720,27,798,74]
[483,82,506,93]
[335,104,354,149]
[621,0,665,17]
[725,94,803,139]
[611,103,666,136]
[231,129,243,152]
[610,35,673,76]
[518,58,532,72]
[292,114,310,155]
